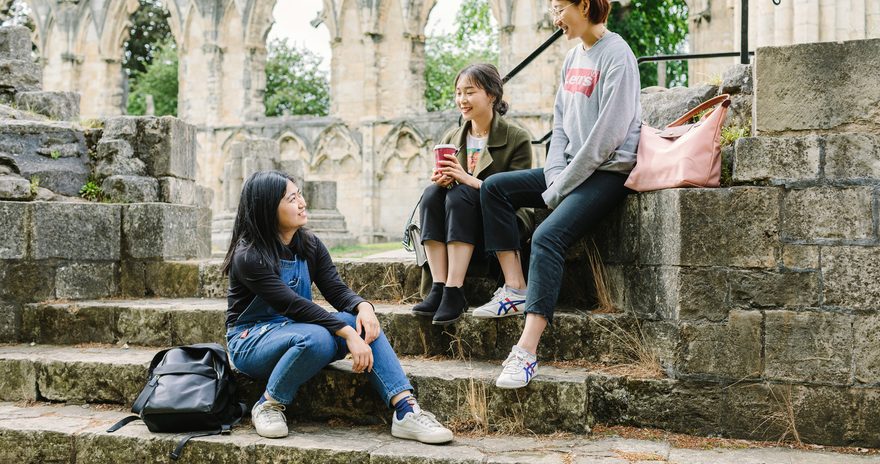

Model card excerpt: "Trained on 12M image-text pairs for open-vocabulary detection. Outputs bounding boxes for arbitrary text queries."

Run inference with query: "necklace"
[471,127,489,138]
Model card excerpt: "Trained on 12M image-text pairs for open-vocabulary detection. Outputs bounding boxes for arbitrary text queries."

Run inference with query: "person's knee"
[445,185,477,209]
[298,328,337,362]
[531,223,564,253]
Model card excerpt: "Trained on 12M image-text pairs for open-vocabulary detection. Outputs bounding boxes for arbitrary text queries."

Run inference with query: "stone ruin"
[1,20,880,459]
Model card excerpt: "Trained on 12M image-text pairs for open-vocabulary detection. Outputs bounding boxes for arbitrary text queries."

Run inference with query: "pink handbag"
[625,94,731,192]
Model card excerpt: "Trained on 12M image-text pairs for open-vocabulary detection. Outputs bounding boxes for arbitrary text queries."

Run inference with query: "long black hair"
[454,63,509,115]
[221,170,315,276]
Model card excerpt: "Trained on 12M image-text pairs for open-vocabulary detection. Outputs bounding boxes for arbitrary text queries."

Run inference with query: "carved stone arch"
[277,131,310,162]
[97,0,139,56]
[318,0,342,42]
[312,124,361,174]
[25,0,54,52]
[243,0,276,46]
[220,130,251,157]
[378,122,428,176]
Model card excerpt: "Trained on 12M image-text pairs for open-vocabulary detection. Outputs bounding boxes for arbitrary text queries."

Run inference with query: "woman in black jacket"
[222,170,453,443]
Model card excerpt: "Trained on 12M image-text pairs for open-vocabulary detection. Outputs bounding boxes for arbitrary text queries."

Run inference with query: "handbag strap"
[401,194,423,250]
[667,94,731,128]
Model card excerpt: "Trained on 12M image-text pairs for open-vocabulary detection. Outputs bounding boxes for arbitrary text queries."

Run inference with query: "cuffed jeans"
[226,312,413,406]
[481,168,631,324]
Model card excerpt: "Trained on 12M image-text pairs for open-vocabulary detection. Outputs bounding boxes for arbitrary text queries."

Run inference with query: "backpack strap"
[169,402,247,460]
[131,374,160,414]
[106,415,140,433]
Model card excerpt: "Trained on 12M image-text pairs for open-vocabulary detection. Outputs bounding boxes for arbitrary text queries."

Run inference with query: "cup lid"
[433,144,457,150]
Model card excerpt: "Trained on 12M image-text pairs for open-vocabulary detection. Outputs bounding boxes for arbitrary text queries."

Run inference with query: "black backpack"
[107,343,246,460]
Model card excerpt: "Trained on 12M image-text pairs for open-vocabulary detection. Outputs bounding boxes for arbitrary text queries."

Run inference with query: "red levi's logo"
[563,68,601,97]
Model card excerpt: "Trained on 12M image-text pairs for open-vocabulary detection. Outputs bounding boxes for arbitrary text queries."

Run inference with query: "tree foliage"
[607,0,689,87]
[123,0,173,77]
[424,0,498,112]
[1,0,34,31]
[263,38,329,117]
[126,38,178,116]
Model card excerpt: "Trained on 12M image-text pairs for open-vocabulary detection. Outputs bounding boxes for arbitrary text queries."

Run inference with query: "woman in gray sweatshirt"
[472,0,641,388]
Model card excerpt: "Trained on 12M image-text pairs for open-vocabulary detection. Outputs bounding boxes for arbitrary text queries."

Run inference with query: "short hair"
[571,0,612,24]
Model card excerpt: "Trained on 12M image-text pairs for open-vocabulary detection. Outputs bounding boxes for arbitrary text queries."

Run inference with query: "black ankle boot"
[412,282,444,316]
[433,286,467,326]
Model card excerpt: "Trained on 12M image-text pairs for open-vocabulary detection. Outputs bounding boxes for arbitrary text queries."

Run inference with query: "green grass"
[329,241,402,259]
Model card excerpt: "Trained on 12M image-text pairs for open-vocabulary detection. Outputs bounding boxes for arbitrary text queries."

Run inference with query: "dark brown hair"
[454,63,509,116]
[569,0,612,24]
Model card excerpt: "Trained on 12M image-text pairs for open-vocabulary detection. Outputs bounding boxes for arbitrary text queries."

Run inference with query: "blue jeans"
[481,168,631,324]
[226,311,414,406]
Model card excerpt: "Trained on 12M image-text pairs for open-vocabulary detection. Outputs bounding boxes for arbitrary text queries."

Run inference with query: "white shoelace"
[411,409,443,428]
[259,402,286,424]
[501,349,533,376]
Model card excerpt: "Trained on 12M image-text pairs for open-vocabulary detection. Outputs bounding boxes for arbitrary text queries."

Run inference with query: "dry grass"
[584,239,616,313]
[377,265,419,304]
[591,316,664,378]
[613,450,667,462]
[753,384,803,446]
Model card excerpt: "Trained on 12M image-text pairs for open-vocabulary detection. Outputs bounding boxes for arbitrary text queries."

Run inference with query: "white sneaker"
[251,398,288,438]
[472,286,527,318]
[495,346,538,389]
[391,398,454,444]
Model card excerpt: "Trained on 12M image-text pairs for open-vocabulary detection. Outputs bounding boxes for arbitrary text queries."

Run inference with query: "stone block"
[199,261,226,298]
[0,26,31,60]
[31,202,121,260]
[674,267,729,322]
[781,244,819,270]
[54,263,117,300]
[101,175,158,203]
[728,269,819,309]
[782,187,874,241]
[304,181,338,210]
[20,304,115,345]
[721,64,752,95]
[0,201,28,259]
[0,358,36,401]
[101,116,137,139]
[94,139,146,178]
[765,310,852,384]
[144,261,199,297]
[115,307,172,346]
[0,429,73,464]
[37,360,145,404]
[122,203,205,260]
[733,135,821,183]
[0,59,40,100]
[157,176,201,205]
[639,187,779,268]
[0,261,55,303]
[824,133,880,180]
[118,260,146,297]
[14,91,80,121]
[640,84,718,129]
[169,308,225,346]
[755,38,880,134]
[0,174,32,200]
[823,246,880,309]
[677,310,762,379]
[854,314,880,384]
[853,388,880,447]
[135,117,196,179]
[723,93,752,130]
[0,120,88,196]
[0,302,19,342]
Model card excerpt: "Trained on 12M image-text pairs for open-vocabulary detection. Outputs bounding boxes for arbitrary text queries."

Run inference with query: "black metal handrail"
[502,29,564,84]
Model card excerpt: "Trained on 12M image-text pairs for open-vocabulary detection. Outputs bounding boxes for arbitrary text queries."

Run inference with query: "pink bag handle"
[666,94,731,128]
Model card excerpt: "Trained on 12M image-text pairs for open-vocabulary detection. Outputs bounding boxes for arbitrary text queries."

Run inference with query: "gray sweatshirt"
[542,32,642,209]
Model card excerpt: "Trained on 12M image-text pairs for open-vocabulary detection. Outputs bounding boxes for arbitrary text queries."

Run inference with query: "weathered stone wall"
[586,39,880,406]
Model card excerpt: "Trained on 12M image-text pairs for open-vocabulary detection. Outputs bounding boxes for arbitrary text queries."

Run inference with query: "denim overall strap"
[233,256,312,326]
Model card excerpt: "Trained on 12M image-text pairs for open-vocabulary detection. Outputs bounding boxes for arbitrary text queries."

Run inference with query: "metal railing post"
[741,0,750,64]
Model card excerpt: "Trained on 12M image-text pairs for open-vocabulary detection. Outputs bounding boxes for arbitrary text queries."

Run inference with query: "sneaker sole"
[255,428,289,438]
[495,379,529,389]
[471,310,524,319]
[391,427,454,444]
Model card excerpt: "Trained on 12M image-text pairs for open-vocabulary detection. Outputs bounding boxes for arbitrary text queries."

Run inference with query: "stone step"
[4,402,866,464]
[2,343,876,447]
[19,298,666,365]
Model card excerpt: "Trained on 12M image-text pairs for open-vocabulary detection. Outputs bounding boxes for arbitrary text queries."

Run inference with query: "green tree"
[123,0,173,77]
[607,0,689,87]
[1,0,35,31]
[424,0,498,112]
[126,38,178,116]
[263,38,329,117]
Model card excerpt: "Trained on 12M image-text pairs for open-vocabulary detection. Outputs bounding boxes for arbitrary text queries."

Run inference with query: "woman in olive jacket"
[413,63,533,325]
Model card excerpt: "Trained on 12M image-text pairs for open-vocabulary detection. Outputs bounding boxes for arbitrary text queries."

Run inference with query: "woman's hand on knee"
[345,333,374,373]
[355,302,381,344]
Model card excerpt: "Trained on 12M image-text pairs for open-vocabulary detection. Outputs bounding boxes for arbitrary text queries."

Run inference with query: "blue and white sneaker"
[471,286,526,318]
[495,345,538,389]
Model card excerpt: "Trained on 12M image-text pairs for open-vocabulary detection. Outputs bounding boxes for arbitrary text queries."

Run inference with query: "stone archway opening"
[263,0,331,117]
[122,0,177,116]
[424,0,499,112]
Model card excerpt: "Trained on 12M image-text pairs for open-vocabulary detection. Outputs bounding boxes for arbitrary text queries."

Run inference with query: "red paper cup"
[433,144,457,170]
